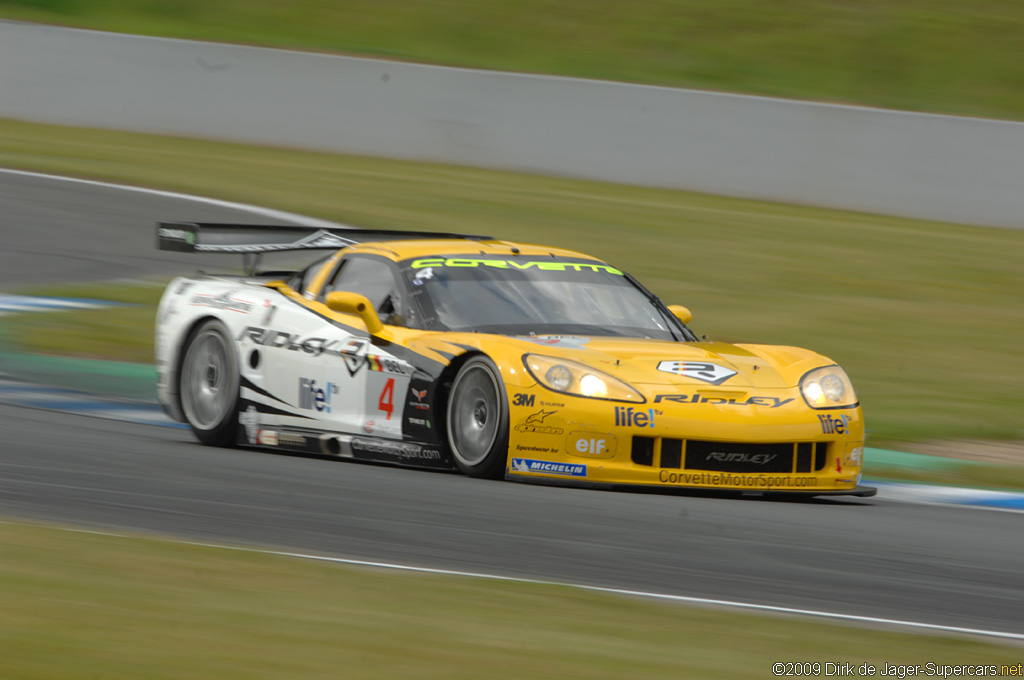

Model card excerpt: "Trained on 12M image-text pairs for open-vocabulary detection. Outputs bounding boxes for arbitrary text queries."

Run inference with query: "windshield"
[401,255,691,341]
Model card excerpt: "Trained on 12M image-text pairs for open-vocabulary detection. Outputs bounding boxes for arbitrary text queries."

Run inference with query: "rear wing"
[156,222,491,253]
[156,222,493,275]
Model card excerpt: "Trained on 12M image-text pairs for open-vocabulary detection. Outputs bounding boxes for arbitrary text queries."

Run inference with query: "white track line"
[6,520,1022,643]
[0,167,349,228]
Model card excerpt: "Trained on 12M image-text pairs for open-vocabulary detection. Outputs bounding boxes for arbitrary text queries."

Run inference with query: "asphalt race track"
[1,171,1021,637]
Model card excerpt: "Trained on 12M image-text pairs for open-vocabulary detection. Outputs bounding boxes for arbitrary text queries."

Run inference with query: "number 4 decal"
[378,378,395,420]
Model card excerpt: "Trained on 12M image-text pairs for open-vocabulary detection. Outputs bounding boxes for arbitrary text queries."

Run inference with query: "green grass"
[0,283,164,363]
[3,0,1024,120]
[0,520,1020,679]
[865,464,1024,492]
[1,117,1023,450]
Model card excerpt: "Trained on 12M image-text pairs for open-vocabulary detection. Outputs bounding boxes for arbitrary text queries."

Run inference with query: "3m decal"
[512,393,535,407]
[410,258,622,275]
[656,361,737,385]
[653,394,794,408]
[510,458,587,477]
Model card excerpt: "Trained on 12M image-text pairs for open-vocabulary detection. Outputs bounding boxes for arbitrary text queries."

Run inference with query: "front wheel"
[179,319,240,446]
[446,356,509,479]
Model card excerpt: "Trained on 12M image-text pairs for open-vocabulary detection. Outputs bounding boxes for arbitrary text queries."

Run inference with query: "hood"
[512,335,829,390]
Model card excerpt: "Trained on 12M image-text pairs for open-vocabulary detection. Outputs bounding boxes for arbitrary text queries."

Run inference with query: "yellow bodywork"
[289,238,866,494]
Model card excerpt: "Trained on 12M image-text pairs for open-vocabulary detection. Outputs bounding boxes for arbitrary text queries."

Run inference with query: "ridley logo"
[240,327,339,357]
[706,452,777,465]
[654,394,793,408]
[657,361,737,385]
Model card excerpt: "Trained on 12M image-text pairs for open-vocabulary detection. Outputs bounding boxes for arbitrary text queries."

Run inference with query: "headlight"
[524,354,644,403]
[800,365,858,409]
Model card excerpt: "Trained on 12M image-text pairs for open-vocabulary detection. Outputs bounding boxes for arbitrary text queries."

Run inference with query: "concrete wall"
[3,20,1023,228]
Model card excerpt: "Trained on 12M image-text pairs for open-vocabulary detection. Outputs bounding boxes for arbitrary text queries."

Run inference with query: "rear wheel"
[446,356,509,479]
[179,319,240,446]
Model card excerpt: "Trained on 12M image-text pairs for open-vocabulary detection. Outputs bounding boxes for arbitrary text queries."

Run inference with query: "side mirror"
[667,305,693,325]
[326,291,391,339]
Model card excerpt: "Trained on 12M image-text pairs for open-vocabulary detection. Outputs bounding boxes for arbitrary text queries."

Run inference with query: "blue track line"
[0,377,187,429]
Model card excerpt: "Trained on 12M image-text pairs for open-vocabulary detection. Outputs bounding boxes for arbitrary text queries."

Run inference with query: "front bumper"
[505,392,869,496]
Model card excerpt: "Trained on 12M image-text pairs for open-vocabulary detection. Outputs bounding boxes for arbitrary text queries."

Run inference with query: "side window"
[325,257,411,327]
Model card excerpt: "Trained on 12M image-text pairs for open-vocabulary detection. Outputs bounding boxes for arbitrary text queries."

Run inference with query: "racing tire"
[179,319,240,447]
[446,356,510,479]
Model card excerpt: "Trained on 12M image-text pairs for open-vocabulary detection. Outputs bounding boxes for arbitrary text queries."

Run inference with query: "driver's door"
[316,254,415,439]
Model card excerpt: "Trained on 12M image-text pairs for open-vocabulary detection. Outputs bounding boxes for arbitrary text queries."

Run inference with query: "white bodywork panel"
[155,276,412,441]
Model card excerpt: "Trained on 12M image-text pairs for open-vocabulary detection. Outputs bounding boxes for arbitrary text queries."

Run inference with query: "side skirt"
[235,400,455,470]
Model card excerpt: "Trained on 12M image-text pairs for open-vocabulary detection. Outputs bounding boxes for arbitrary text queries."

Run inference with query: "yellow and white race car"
[155,223,874,497]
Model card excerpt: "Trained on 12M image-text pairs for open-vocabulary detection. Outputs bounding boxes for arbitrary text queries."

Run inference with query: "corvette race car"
[155,222,875,497]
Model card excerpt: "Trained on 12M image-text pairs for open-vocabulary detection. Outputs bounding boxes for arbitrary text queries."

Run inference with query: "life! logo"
[299,378,338,413]
[613,406,658,428]
[818,413,850,435]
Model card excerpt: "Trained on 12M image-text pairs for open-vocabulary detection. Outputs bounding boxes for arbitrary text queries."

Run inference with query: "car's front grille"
[684,440,795,473]
[631,437,829,474]
[631,436,655,467]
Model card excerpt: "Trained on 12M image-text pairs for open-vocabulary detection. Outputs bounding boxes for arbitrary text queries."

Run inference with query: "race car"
[155,222,875,497]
